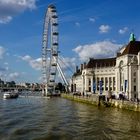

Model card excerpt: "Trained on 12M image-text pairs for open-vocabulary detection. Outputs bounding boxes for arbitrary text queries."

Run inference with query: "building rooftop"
[120,41,140,56]
[86,57,116,68]
[73,70,82,77]
[117,33,140,56]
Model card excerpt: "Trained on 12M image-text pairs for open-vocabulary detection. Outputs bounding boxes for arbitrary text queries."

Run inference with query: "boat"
[3,91,19,99]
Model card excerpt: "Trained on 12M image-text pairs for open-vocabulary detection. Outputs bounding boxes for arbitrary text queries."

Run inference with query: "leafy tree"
[0,79,4,87]
[10,81,16,87]
[55,82,66,92]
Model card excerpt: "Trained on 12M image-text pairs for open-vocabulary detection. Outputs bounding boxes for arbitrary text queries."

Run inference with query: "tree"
[55,82,66,92]
[0,79,4,87]
[10,81,16,87]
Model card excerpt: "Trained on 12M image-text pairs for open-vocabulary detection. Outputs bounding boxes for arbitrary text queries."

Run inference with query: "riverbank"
[61,94,140,112]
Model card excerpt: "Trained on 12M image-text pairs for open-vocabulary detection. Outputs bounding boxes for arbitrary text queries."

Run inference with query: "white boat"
[3,91,19,99]
[3,92,11,99]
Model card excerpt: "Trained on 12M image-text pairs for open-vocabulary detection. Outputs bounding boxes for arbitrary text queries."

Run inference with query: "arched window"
[119,60,123,67]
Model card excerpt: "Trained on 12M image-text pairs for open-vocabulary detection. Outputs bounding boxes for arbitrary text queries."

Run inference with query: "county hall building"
[71,33,140,100]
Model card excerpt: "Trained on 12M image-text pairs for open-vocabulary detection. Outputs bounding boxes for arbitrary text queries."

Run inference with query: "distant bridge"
[0,87,41,91]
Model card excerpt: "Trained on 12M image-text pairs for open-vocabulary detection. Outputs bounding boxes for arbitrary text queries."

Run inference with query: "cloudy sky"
[0,0,140,83]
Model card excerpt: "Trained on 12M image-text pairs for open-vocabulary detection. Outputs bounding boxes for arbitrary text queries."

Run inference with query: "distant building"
[71,33,140,100]
[17,83,28,88]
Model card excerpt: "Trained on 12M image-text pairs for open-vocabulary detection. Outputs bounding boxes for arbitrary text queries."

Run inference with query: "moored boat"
[3,91,19,99]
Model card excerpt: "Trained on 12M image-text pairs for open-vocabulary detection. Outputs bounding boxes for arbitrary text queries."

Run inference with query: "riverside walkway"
[61,93,140,112]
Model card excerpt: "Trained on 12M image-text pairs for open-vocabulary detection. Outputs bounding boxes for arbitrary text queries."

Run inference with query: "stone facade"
[71,34,140,100]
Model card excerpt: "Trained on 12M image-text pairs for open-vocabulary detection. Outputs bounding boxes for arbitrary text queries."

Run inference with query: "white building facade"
[71,34,140,100]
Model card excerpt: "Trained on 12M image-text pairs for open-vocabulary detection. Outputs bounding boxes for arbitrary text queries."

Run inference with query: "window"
[113,87,116,91]
[109,77,112,83]
[134,72,136,77]
[113,77,115,85]
[101,78,104,84]
[134,86,136,92]
[134,78,136,83]
[97,78,99,85]
[121,86,123,91]
[89,87,91,92]
[105,77,108,83]
[89,79,91,86]
[119,60,123,67]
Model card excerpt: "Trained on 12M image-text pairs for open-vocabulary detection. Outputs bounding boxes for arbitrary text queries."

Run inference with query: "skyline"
[0,0,140,83]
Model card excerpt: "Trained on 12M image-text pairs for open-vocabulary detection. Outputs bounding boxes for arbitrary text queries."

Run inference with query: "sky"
[0,0,140,83]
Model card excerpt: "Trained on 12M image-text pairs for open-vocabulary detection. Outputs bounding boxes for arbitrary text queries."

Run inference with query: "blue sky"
[0,0,140,83]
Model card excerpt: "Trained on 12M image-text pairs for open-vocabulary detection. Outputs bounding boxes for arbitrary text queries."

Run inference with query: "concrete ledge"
[61,94,99,106]
[110,99,140,111]
[61,94,140,112]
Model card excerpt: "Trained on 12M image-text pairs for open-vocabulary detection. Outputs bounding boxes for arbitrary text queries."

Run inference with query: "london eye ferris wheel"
[42,4,59,95]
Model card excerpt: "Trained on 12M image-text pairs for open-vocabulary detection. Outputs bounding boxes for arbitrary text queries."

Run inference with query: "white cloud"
[73,45,82,53]
[20,55,42,71]
[21,55,32,61]
[119,27,128,34]
[73,41,122,61]
[20,55,76,72]
[99,25,110,33]
[0,67,7,72]
[9,72,20,80]
[30,58,42,71]
[4,62,8,65]
[75,22,80,27]
[89,17,95,23]
[0,0,37,24]
[58,56,76,72]
[20,55,77,82]
[0,71,25,82]
[0,46,5,59]
[6,52,10,56]
[0,16,12,24]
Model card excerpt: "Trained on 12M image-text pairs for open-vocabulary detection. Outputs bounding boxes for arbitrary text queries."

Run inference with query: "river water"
[0,94,140,140]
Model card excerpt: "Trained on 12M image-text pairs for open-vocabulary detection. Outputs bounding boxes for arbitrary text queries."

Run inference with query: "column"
[129,66,132,99]
[138,65,140,99]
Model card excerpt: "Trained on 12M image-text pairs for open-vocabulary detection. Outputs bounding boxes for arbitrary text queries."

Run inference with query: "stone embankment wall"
[61,94,140,112]
[110,99,140,112]
[61,94,99,106]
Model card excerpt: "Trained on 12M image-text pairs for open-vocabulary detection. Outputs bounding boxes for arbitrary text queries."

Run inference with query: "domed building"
[72,33,140,100]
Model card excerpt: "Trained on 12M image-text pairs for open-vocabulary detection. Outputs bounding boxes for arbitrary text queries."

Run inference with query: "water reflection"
[0,95,140,140]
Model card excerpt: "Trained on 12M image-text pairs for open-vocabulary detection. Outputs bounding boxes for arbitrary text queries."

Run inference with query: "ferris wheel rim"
[42,4,59,91]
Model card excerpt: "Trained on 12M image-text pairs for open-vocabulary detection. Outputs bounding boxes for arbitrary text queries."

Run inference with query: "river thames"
[0,94,140,140]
